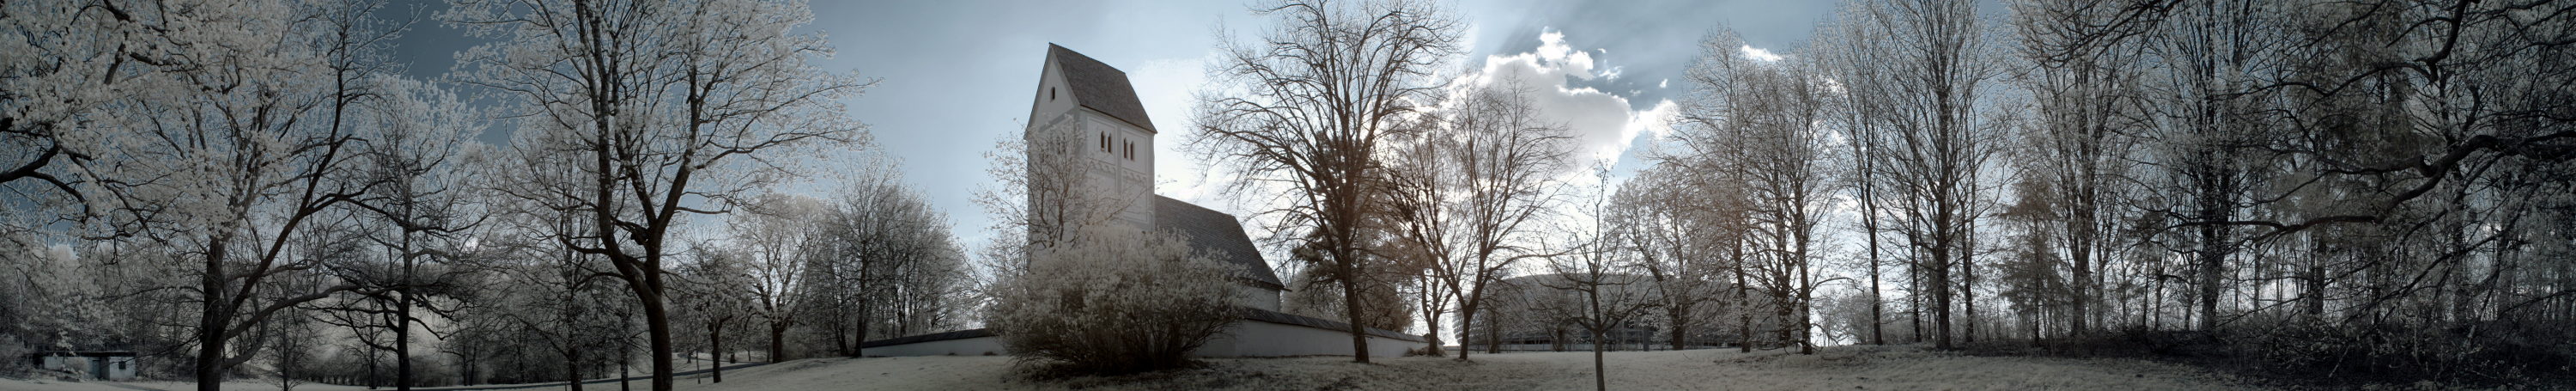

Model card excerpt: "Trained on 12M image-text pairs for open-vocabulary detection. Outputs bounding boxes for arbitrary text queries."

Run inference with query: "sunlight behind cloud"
[1741,45,1783,62]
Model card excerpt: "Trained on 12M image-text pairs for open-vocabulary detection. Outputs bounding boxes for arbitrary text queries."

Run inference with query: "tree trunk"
[1589,288,1607,391]
[1963,228,1978,345]
[563,348,582,391]
[1910,253,1923,343]
[2303,241,2325,317]
[1668,309,1690,351]
[1735,241,1753,353]
[397,292,413,391]
[710,319,725,383]
[1339,258,1371,364]
[639,289,676,391]
[1798,241,1816,354]
[1485,308,1501,354]
[768,321,786,364]
[1932,241,1954,350]
[196,242,229,391]
[366,342,380,389]
[1858,144,1886,345]
[1456,303,1477,361]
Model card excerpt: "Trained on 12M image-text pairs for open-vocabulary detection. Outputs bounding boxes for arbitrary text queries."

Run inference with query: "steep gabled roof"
[1047,44,1157,133]
[1154,196,1283,290]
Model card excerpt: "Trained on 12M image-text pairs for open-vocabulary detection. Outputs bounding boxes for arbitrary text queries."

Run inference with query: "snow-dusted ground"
[0,345,2255,390]
[0,379,379,390]
[670,345,2251,390]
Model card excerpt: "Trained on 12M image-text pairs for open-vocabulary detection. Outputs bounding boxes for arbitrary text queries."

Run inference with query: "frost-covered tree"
[1814,0,2006,350]
[985,229,1241,375]
[1607,165,1731,351]
[447,0,868,388]
[35,1,428,387]
[671,243,750,383]
[1676,30,1843,354]
[726,193,823,362]
[799,167,964,356]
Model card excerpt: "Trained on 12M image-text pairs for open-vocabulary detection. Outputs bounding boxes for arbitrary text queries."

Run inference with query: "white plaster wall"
[860,337,1007,357]
[859,320,1420,358]
[1087,113,1154,230]
[1194,320,1418,358]
[1236,285,1281,312]
[1448,344,1717,352]
[1026,60,1077,132]
[38,356,137,381]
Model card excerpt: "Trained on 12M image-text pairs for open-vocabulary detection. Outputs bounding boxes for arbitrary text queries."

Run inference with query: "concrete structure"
[859,309,1423,357]
[1463,273,1692,352]
[32,351,138,381]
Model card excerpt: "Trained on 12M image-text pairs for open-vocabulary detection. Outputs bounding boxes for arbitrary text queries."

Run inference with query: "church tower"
[1027,43,1157,232]
[1023,43,1285,311]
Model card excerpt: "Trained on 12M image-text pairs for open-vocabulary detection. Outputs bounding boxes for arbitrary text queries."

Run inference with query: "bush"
[985,230,1242,376]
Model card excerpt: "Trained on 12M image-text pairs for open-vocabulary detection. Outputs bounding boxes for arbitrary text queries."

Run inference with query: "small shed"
[32,351,138,381]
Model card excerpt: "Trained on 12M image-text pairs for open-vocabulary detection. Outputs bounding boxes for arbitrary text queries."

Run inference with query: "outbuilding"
[31,351,139,381]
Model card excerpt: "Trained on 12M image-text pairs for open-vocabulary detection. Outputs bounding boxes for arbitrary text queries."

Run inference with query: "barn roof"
[1047,44,1157,133]
[1154,196,1283,290]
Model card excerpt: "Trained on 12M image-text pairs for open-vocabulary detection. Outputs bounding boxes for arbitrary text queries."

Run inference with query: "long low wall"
[859,309,1426,357]
[859,329,1008,357]
[1448,344,1727,352]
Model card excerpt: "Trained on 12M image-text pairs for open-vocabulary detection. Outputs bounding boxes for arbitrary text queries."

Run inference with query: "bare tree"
[1428,82,1577,362]
[1675,30,1844,354]
[2001,0,2156,339]
[671,243,749,382]
[1818,0,2006,350]
[49,2,424,388]
[1607,165,1729,351]
[449,0,868,388]
[726,193,824,362]
[1545,167,1660,391]
[1192,0,1461,363]
[1380,117,1458,356]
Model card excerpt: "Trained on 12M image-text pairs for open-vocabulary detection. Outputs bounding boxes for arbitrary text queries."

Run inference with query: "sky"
[349,0,1887,345]
[388,0,1842,256]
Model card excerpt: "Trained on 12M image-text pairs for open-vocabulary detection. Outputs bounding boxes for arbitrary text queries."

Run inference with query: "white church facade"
[856,44,1420,357]
[1023,43,1286,311]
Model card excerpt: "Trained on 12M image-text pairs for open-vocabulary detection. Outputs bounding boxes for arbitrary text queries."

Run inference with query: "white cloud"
[1741,45,1784,62]
[1452,28,1679,168]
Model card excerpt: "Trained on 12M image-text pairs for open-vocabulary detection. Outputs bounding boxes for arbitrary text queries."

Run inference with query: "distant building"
[1462,273,1688,352]
[31,351,139,381]
[858,44,1427,357]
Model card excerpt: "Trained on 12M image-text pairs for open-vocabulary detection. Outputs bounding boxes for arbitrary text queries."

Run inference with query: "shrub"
[985,229,1242,376]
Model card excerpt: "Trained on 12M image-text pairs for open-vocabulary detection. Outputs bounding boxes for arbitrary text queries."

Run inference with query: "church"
[856,44,1420,357]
